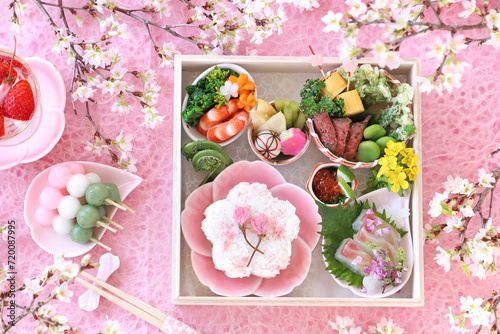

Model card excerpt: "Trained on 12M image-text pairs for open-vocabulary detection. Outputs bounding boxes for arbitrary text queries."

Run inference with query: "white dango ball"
[67,174,90,198]
[58,195,82,219]
[53,215,76,235]
[86,173,101,184]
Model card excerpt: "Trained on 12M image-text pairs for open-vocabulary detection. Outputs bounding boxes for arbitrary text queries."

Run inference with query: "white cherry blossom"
[321,11,343,33]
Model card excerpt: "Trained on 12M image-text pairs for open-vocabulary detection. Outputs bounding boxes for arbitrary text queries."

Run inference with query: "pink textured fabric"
[1,1,500,334]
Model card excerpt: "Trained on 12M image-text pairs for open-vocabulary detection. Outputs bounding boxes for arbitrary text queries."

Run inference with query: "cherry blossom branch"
[0,256,97,334]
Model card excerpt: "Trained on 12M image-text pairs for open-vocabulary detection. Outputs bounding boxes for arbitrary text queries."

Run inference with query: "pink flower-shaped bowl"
[181,160,321,297]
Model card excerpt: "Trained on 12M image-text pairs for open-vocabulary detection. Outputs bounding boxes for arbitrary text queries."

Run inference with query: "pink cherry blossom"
[250,213,268,235]
[233,206,250,227]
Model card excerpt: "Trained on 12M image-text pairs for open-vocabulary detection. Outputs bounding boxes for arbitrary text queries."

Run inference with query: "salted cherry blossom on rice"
[181,161,321,296]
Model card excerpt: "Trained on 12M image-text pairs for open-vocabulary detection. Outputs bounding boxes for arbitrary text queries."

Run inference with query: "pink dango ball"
[39,186,64,210]
[48,165,72,189]
[66,162,86,175]
[34,206,58,226]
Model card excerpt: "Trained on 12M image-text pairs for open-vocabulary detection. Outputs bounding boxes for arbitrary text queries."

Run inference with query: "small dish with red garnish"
[306,162,358,208]
[0,47,40,142]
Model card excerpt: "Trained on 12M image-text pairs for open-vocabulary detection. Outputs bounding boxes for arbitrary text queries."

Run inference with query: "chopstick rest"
[78,253,120,311]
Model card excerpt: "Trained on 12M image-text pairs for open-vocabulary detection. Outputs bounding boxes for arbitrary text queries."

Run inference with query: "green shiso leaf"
[318,198,407,288]
[317,200,364,288]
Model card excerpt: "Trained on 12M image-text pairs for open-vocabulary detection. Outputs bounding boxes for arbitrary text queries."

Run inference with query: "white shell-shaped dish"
[24,161,142,257]
[324,187,413,298]
[181,63,256,146]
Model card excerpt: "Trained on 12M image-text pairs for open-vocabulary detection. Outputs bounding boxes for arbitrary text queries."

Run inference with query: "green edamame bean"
[355,141,381,162]
[376,136,397,152]
[363,124,386,140]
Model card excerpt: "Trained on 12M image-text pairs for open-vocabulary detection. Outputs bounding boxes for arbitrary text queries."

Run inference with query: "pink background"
[1,1,500,333]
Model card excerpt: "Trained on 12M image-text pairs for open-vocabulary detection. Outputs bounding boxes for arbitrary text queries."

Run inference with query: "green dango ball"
[85,183,109,206]
[76,205,100,228]
[355,141,381,162]
[70,224,93,244]
[104,183,121,203]
[97,205,107,219]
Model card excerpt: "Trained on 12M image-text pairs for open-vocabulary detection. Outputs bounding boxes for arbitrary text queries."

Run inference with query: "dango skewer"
[76,205,117,233]
[104,183,135,214]
[98,205,124,230]
[70,224,111,251]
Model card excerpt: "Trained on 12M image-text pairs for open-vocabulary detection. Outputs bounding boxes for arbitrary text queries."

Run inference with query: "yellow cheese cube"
[321,72,347,99]
[337,90,365,116]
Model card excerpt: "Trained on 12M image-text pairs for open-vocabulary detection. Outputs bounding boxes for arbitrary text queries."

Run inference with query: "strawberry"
[3,80,35,121]
[0,108,4,137]
[0,63,17,82]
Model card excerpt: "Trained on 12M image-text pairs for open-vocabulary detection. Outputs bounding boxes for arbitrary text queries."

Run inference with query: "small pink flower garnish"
[250,213,268,236]
[352,255,362,265]
[342,58,358,73]
[233,206,250,227]
[308,53,323,67]
[247,213,268,267]
[374,218,382,226]
[382,227,391,234]
[366,208,375,214]
[374,229,383,237]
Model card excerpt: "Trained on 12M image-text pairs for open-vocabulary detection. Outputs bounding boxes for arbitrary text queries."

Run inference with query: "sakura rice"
[201,182,300,278]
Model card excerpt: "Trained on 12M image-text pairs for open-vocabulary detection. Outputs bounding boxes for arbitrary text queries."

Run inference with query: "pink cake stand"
[0,57,65,170]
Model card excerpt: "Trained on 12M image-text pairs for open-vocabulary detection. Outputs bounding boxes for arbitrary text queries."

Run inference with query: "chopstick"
[76,272,201,333]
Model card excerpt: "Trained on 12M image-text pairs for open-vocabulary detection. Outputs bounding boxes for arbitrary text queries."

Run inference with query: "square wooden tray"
[172,55,423,306]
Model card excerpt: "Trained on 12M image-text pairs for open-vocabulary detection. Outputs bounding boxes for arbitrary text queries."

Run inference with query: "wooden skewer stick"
[90,237,111,251]
[105,198,127,211]
[96,220,117,233]
[308,45,327,80]
[102,216,124,230]
[118,201,135,214]
[347,72,351,92]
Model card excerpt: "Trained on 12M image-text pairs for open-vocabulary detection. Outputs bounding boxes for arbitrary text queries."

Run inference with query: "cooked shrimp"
[207,111,249,143]
[197,99,240,135]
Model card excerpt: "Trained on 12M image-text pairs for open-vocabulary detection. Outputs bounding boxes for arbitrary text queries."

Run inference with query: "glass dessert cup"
[0,48,41,144]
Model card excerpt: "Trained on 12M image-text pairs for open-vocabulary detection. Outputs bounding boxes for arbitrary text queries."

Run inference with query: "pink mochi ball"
[39,186,64,210]
[48,165,72,189]
[66,162,86,175]
[279,128,307,156]
[34,207,58,226]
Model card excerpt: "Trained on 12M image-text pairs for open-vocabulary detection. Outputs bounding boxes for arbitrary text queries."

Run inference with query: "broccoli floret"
[205,66,237,91]
[182,79,216,126]
[214,93,227,109]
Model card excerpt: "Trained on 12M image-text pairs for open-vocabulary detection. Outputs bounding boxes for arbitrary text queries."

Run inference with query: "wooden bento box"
[172,55,423,306]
